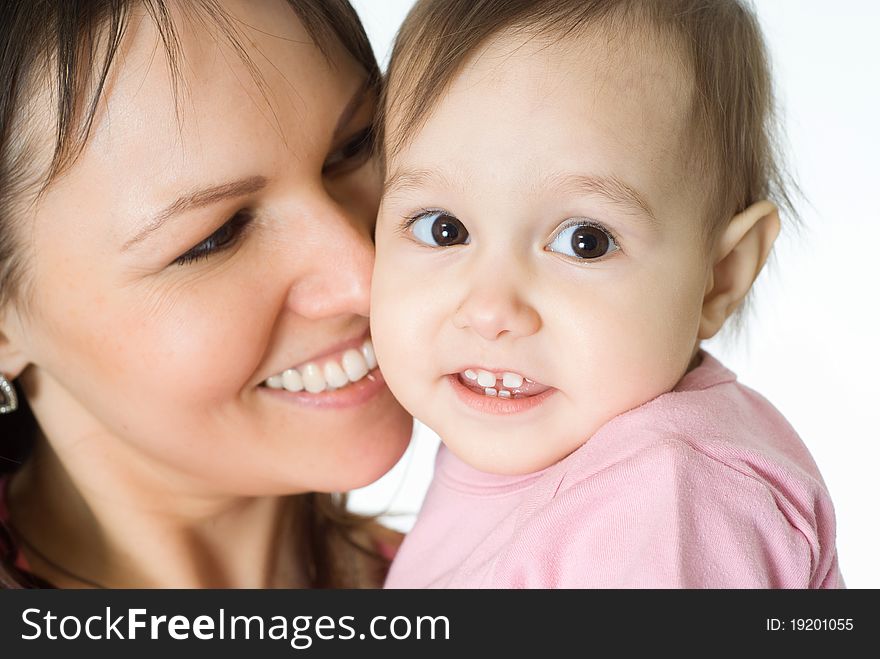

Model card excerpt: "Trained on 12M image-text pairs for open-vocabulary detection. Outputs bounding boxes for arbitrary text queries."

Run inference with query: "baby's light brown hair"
[380,0,795,240]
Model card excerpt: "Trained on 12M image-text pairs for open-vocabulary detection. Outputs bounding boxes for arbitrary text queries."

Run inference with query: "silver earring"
[0,374,18,414]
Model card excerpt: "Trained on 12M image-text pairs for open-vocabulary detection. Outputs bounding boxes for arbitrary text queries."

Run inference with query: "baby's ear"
[699,200,780,340]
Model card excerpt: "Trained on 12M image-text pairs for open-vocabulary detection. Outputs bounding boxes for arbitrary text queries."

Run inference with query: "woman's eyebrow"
[124,175,268,250]
[333,80,371,137]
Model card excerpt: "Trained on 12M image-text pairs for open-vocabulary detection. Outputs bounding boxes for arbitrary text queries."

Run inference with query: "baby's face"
[373,30,712,474]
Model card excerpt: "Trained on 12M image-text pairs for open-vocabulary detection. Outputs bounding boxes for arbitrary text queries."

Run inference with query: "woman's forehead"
[96,1,337,141]
[30,1,365,246]
[40,0,355,184]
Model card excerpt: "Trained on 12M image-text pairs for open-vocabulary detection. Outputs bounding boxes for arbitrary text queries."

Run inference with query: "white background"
[348,0,880,588]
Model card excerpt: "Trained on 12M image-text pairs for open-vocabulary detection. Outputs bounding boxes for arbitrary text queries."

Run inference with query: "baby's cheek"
[570,277,701,413]
[628,310,700,391]
[371,264,448,426]
[370,270,415,388]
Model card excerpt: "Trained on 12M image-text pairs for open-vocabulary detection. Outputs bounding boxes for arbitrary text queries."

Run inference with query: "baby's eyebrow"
[544,172,658,224]
[383,167,457,199]
[384,167,658,225]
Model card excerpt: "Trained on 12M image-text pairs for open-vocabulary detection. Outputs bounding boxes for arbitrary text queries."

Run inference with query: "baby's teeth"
[476,370,496,387]
[300,363,326,394]
[498,389,511,398]
[502,372,523,389]
[484,387,497,396]
[324,361,349,389]
[266,374,284,389]
[342,349,369,382]
[362,339,378,370]
[281,368,304,393]
[463,369,478,381]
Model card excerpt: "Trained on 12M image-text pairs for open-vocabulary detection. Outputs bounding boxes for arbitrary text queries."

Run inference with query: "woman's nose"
[452,279,541,341]
[284,202,374,320]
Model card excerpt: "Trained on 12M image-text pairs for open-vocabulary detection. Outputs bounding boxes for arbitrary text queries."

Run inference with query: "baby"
[371,0,842,588]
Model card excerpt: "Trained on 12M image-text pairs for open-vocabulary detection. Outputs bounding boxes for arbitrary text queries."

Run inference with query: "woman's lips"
[447,374,557,415]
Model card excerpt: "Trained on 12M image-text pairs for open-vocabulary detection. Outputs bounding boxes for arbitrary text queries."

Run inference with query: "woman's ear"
[699,200,780,340]
[0,311,30,379]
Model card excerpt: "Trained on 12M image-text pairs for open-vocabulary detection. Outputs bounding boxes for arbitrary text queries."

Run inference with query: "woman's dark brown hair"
[0,0,387,589]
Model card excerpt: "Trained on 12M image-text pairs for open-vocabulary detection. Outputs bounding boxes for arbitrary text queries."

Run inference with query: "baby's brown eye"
[571,225,609,258]
[546,221,618,260]
[410,211,470,247]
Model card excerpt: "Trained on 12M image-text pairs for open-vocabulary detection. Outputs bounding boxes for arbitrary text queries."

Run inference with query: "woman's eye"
[546,222,618,260]
[409,211,470,247]
[322,125,374,175]
[174,211,253,266]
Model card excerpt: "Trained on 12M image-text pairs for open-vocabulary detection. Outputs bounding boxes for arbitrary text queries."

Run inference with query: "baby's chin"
[436,424,587,476]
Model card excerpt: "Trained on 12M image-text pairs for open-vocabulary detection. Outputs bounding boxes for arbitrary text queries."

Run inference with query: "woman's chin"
[338,412,414,491]
[289,407,413,494]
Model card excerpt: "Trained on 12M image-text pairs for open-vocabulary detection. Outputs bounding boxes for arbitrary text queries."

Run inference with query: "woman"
[0,0,412,588]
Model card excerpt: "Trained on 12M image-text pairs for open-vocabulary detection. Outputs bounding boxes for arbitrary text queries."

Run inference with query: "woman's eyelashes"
[405,210,470,247]
[174,210,254,266]
[545,221,619,261]
[171,124,374,268]
[322,124,375,176]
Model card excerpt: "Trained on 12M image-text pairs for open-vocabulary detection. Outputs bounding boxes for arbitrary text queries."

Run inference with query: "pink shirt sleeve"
[497,441,838,588]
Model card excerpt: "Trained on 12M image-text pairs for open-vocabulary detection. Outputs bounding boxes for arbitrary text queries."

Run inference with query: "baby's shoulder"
[515,430,838,587]
[556,432,788,509]
[560,372,827,502]
[544,377,838,549]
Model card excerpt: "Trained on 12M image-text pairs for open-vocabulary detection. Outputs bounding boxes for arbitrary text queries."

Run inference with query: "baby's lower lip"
[446,374,557,415]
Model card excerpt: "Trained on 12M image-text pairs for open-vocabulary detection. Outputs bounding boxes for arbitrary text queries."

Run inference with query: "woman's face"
[5,0,411,496]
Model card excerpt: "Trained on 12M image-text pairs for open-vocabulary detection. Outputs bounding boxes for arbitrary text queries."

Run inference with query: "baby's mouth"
[456,368,551,398]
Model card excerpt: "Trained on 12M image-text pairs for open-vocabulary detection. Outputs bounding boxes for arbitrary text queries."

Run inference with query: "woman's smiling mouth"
[262,336,377,393]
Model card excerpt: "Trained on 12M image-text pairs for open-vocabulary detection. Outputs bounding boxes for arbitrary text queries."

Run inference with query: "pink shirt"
[385,353,842,588]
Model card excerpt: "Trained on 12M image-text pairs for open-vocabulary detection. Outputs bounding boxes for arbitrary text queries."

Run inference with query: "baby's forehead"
[477,27,692,118]
[388,22,696,154]
[385,25,701,218]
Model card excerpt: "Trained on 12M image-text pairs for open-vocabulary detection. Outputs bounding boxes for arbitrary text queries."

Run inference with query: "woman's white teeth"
[342,348,369,381]
[362,341,378,370]
[300,363,326,394]
[265,338,377,393]
[281,368,304,392]
[464,369,478,381]
[323,361,348,389]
